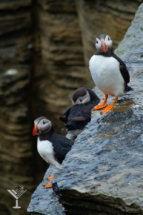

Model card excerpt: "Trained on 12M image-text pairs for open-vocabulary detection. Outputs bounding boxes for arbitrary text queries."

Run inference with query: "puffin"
[89,34,132,114]
[32,116,73,188]
[60,87,100,140]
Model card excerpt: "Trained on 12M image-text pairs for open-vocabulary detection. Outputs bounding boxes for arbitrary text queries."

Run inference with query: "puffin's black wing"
[50,133,73,164]
[64,100,99,131]
[80,97,100,122]
[86,88,100,102]
[60,107,71,123]
[112,53,130,84]
[68,116,86,121]
[65,115,88,130]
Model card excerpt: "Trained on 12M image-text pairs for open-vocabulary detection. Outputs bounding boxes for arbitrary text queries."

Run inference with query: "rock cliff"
[0,1,142,215]
[28,3,143,215]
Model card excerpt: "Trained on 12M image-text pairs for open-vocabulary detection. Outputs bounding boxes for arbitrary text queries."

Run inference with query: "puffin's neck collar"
[95,49,113,57]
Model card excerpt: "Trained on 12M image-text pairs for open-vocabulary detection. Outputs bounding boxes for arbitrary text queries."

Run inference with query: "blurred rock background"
[0,0,142,214]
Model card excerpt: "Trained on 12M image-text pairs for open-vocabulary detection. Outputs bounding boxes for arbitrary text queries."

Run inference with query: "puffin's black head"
[95,34,113,53]
[72,87,91,105]
[32,116,52,136]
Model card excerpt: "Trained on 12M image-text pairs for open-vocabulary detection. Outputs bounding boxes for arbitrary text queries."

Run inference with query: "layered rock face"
[32,0,87,132]
[28,3,143,215]
[0,1,34,215]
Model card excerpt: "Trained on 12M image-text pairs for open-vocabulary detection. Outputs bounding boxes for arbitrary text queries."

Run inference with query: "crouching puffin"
[89,34,132,114]
[32,117,73,188]
[60,87,100,140]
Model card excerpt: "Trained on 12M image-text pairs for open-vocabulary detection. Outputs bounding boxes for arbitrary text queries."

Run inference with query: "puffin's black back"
[112,53,130,86]
[64,101,97,130]
[86,88,99,101]
[49,132,73,164]
[60,89,100,131]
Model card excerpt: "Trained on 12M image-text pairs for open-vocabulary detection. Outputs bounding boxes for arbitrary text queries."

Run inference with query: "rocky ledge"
[28,3,143,215]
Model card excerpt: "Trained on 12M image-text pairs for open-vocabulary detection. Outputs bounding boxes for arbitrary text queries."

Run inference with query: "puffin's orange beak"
[101,39,106,53]
[73,103,75,106]
[32,123,38,136]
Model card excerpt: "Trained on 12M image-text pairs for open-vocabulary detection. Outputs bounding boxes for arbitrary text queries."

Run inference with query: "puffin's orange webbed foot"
[102,105,113,114]
[45,183,52,188]
[102,97,118,114]
[92,94,108,111]
[92,103,107,111]
[47,175,54,180]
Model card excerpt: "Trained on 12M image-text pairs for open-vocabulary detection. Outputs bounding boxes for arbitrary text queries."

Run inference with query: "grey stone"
[28,3,143,215]
[28,166,65,215]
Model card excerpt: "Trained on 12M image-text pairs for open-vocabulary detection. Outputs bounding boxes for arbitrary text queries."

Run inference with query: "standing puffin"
[32,116,73,188]
[60,87,100,140]
[89,34,132,114]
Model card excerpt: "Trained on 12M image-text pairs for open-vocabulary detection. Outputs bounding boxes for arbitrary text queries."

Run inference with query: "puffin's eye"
[96,40,98,44]
[43,121,45,124]
[80,99,82,102]
[108,37,110,41]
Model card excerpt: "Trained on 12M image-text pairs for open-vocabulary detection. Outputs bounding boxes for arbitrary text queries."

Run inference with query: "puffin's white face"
[72,90,90,105]
[95,38,102,51]
[95,35,113,53]
[33,117,52,135]
[38,119,52,132]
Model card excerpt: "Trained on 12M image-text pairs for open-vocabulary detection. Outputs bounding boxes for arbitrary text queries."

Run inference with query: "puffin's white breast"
[66,129,82,141]
[37,137,61,169]
[89,55,125,97]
